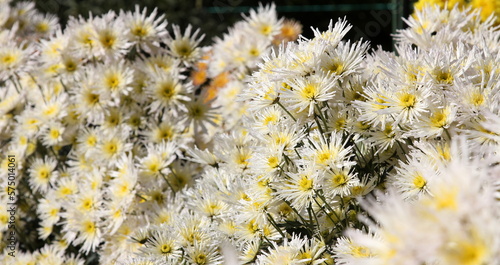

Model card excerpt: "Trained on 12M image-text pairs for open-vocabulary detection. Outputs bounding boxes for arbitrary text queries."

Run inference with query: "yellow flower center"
[82,198,93,211]
[84,220,96,233]
[413,174,426,189]
[1,54,15,65]
[436,70,453,84]
[352,246,371,258]
[103,141,118,156]
[332,173,347,186]
[65,61,77,72]
[298,176,314,191]
[160,83,175,99]
[249,48,260,57]
[86,93,100,105]
[105,74,121,90]
[430,110,448,128]
[99,31,116,49]
[36,22,49,33]
[86,135,97,146]
[132,25,148,37]
[399,93,416,109]
[317,150,333,164]
[49,128,60,139]
[263,114,278,125]
[327,61,344,75]
[260,25,272,35]
[267,156,279,168]
[161,244,172,254]
[39,168,50,180]
[60,187,73,196]
[470,92,484,107]
[195,253,207,264]
[301,84,317,100]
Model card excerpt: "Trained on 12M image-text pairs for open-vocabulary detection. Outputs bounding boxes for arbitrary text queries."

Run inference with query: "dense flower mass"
[0,1,500,265]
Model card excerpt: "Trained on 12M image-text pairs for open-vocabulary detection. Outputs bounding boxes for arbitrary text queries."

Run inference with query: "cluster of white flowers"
[1,1,500,265]
[0,1,299,264]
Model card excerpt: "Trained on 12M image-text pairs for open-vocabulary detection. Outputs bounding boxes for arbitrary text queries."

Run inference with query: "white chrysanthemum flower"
[139,228,181,262]
[281,73,337,116]
[35,92,68,123]
[92,11,132,59]
[354,82,391,128]
[138,142,177,180]
[31,13,59,37]
[97,59,134,100]
[343,138,500,265]
[0,2,10,27]
[368,123,405,153]
[70,214,102,254]
[186,241,223,265]
[138,51,181,76]
[275,165,320,211]
[414,104,457,138]
[142,120,182,144]
[259,123,305,154]
[377,85,431,127]
[38,32,68,63]
[388,154,436,200]
[256,235,308,265]
[249,148,283,178]
[167,24,204,64]
[108,158,137,202]
[182,96,220,134]
[59,52,82,77]
[39,122,65,147]
[37,194,61,227]
[28,156,58,194]
[244,3,282,39]
[54,176,78,200]
[146,70,191,115]
[187,146,221,167]
[251,105,284,134]
[310,18,352,47]
[0,41,33,81]
[0,82,23,117]
[302,130,353,171]
[333,232,379,265]
[94,126,132,163]
[73,77,109,124]
[319,39,369,79]
[322,168,359,197]
[65,15,100,58]
[75,127,100,156]
[123,5,168,51]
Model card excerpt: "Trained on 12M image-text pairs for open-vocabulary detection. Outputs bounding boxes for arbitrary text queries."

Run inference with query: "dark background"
[22,0,417,51]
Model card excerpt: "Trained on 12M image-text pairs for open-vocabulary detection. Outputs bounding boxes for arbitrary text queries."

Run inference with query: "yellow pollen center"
[132,26,148,37]
[267,156,279,168]
[261,25,272,35]
[332,173,347,186]
[301,84,317,99]
[50,128,60,139]
[430,111,448,128]
[298,176,313,191]
[400,93,416,108]
[161,244,171,254]
[413,174,426,189]
[1,54,15,64]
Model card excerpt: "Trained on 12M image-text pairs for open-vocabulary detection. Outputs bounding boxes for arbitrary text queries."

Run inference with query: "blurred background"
[20,0,417,51]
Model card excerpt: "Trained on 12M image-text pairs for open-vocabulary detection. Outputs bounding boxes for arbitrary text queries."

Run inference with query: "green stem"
[276,101,297,122]
[266,213,286,238]
[160,171,177,197]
